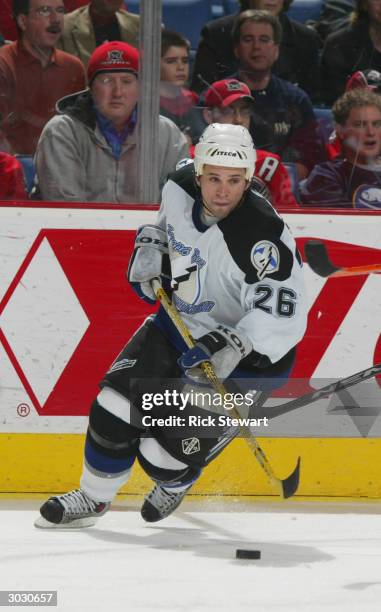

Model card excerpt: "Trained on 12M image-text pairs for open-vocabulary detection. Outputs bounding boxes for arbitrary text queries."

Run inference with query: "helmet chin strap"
[202,200,216,217]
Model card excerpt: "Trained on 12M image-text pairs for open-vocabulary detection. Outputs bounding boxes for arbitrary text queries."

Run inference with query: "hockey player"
[36,123,307,529]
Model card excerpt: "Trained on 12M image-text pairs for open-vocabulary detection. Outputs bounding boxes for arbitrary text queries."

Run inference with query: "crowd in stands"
[1,0,381,208]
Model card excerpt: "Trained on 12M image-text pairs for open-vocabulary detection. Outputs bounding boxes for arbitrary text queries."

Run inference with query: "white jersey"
[155,164,307,365]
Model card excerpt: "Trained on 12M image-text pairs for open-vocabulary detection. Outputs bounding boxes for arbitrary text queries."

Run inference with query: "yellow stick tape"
[1,434,381,497]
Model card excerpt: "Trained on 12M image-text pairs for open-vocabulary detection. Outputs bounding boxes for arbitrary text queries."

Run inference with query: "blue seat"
[222,0,239,14]
[125,0,219,49]
[283,162,299,200]
[314,107,334,142]
[16,155,36,194]
[287,0,323,23]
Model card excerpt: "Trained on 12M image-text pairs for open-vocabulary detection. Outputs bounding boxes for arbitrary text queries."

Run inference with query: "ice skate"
[141,484,192,523]
[34,489,110,529]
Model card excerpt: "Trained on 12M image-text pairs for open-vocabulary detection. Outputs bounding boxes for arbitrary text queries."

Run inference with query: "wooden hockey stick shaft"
[152,278,301,499]
[305,240,381,278]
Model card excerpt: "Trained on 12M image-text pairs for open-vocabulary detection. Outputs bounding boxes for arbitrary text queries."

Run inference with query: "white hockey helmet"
[194,123,256,180]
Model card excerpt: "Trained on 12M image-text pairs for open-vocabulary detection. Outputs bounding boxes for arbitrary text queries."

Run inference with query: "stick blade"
[304,240,339,277]
[281,456,301,498]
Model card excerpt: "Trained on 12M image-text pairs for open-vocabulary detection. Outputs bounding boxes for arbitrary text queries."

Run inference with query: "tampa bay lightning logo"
[251,240,280,280]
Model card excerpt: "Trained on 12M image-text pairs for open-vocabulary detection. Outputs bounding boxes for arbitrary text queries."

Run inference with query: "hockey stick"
[252,361,381,421]
[305,240,381,278]
[151,278,301,499]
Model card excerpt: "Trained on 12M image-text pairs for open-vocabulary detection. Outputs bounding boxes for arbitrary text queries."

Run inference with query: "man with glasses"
[0,0,86,155]
[201,78,298,209]
[35,41,189,202]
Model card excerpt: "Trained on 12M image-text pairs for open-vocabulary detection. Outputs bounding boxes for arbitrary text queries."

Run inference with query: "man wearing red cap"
[201,78,298,209]
[35,41,189,202]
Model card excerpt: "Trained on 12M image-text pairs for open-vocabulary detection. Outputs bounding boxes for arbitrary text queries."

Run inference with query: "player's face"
[17,0,64,49]
[211,99,252,129]
[248,0,284,16]
[91,72,139,127]
[198,165,249,219]
[234,21,279,74]
[340,105,381,165]
[160,46,190,87]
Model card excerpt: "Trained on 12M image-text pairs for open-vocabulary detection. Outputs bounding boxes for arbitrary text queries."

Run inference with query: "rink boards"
[0,203,380,497]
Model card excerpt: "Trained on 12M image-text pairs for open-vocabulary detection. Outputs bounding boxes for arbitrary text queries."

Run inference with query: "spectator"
[201,78,298,208]
[0,0,86,155]
[321,0,381,105]
[300,89,381,208]
[191,0,321,103]
[35,41,189,203]
[57,0,139,68]
[159,29,201,144]
[0,1,18,41]
[326,68,381,159]
[315,0,354,40]
[0,151,28,199]
[229,10,319,179]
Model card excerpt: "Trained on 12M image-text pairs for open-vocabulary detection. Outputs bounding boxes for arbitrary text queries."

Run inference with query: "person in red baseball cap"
[346,69,381,94]
[35,40,189,203]
[200,78,298,209]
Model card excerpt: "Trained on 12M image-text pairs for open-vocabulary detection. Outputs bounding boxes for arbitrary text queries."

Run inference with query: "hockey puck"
[235,549,261,560]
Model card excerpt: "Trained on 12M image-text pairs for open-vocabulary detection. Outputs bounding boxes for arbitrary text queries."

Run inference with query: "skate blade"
[34,515,96,529]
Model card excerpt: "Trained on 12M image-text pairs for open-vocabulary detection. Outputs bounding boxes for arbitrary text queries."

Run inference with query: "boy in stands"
[300,89,381,208]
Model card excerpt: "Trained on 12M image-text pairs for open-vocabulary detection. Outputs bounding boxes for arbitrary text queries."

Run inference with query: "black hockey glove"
[178,325,252,382]
[127,225,170,304]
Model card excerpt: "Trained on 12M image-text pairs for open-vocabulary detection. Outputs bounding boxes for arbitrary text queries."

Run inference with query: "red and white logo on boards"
[0,231,380,416]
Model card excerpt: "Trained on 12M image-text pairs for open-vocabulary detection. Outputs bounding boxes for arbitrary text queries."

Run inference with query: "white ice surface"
[1,498,381,612]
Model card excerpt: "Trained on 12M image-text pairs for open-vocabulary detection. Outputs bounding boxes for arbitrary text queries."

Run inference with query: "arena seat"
[125,0,223,49]
[287,0,323,23]
[222,0,239,14]
[16,155,36,194]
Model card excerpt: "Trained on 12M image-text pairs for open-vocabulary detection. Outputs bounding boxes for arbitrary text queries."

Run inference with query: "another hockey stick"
[252,361,381,421]
[151,278,301,499]
[305,240,381,278]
